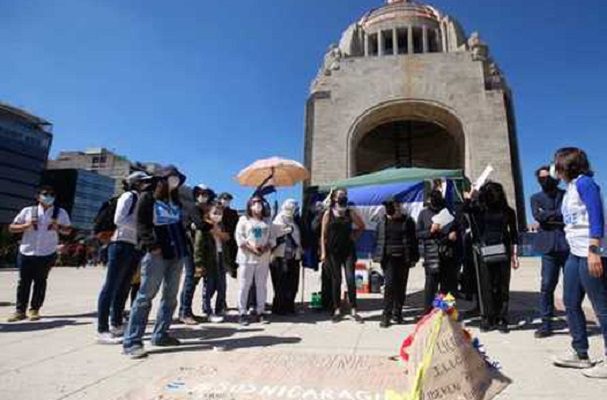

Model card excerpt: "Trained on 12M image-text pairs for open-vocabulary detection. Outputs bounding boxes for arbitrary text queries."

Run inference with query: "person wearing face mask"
[417,190,459,316]
[178,185,216,325]
[7,185,71,322]
[374,197,419,328]
[195,202,232,323]
[530,165,569,339]
[271,199,303,315]
[218,192,239,279]
[235,196,276,326]
[122,165,188,359]
[550,148,607,379]
[320,188,366,323]
[96,171,152,343]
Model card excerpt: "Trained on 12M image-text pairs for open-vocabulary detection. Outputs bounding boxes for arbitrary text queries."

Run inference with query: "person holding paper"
[417,190,459,314]
[464,182,519,333]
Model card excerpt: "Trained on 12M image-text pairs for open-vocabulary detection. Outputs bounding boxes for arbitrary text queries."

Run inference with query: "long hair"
[554,147,592,182]
[246,195,270,219]
[330,187,347,207]
[478,182,510,212]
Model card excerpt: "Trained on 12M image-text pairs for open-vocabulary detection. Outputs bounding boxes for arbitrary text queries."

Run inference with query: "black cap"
[218,192,233,201]
[157,165,186,186]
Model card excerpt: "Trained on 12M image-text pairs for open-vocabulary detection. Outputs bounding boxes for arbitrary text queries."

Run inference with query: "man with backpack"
[96,171,151,344]
[7,185,71,322]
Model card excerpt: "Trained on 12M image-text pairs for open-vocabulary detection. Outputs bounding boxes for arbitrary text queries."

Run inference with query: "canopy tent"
[317,167,464,191]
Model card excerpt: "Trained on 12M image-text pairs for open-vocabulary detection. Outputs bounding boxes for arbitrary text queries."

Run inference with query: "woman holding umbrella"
[320,188,365,323]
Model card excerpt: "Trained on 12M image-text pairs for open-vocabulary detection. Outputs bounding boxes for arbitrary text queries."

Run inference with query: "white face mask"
[220,199,231,208]
[251,203,263,215]
[167,176,180,191]
[39,194,55,206]
[283,208,295,218]
[197,195,209,205]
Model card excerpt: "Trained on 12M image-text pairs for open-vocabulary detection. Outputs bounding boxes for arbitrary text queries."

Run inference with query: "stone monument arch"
[304,0,525,224]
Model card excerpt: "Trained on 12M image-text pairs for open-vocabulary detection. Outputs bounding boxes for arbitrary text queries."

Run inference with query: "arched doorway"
[348,100,466,176]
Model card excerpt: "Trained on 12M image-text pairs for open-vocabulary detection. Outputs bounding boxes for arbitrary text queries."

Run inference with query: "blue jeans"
[97,242,136,333]
[539,252,568,327]
[123,253,184,349]
[563,255,607,357]
[203,255,226,315]
[179,254,201,318]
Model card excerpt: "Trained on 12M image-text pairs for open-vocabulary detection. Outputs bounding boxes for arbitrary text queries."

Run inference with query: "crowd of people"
[4,147,606,378]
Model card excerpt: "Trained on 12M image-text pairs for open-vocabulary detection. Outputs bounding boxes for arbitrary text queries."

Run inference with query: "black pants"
[327,252,357,311]
[382,255,410,318]
[270,257,300,315]
[478,260,511,322]
[424,256,457,312]
[16,253,56,314]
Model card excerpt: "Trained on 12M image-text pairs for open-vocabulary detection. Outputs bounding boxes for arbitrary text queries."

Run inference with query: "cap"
[218,192,233,201]
[157,165,186,185]
[126,171,151,186]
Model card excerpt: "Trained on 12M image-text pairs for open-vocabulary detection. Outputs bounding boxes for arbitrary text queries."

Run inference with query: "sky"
[1,0,607,219]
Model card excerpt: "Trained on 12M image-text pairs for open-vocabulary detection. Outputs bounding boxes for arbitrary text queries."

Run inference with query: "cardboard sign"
[399,311,511,400]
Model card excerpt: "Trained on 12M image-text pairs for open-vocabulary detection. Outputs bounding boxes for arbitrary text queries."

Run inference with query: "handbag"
[477,243,508,264]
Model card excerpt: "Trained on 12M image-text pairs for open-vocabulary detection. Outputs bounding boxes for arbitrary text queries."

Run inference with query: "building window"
[368,33,378,56]
[428,30,440,53]
[397,28,408,54]
[383,30,394,55]
[413,27,424,54]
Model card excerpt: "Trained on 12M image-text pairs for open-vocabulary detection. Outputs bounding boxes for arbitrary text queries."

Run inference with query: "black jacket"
[417,207,458,270]
[530,190,569,254]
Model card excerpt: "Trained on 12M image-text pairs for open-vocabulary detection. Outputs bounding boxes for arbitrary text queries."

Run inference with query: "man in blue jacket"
[530,165,570,338]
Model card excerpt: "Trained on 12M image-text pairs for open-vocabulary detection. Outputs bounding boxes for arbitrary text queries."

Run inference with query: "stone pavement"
[0,259,605,399]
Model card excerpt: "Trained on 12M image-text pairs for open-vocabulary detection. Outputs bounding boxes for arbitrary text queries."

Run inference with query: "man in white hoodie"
[97,171,151,344]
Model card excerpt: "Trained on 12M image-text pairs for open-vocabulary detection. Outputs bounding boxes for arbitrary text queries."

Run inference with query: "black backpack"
[93,192,138,235]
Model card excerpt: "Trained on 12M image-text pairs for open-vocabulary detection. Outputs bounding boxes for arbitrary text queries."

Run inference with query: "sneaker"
[6,312,26,323]
[380,316,391,329]
[123,346,148,359]
[179,316,198,326]
[331,311,341,323]
[110,325,124,337]
[239,315,249,326]
[28,309,41,321]
[553,351,594,369]
[351,310,364,324]
[209,314,225,323]
[582,360,607,379]
[97,332,122,345]
[151,336,181,347]
[497,320,510,334]
[534,327,552,339]
[255,314,269,325]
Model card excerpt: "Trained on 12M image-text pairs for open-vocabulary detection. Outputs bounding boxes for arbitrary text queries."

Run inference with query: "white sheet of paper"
[431,208,455,227]
[473,164,494,190]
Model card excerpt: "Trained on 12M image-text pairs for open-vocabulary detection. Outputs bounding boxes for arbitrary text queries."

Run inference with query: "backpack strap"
[127,191,139,216]
[31,205,38,230]
[51,205,60,220]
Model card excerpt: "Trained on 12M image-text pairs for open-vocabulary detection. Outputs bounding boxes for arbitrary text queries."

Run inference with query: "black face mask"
[539,176,559,192]
[336,197,348,208]
[385,203,396,216]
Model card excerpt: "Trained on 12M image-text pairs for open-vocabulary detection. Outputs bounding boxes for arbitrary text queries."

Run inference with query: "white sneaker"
[209,314,224,323]
[97,332,122,345]
[110,325,124,337]
[553,350,593,369]
[582,360,607,379]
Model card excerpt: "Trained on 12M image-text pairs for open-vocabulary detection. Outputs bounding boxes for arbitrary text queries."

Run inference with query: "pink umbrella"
[236,157,310,188]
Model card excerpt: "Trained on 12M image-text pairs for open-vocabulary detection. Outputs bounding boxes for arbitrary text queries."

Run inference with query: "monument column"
[407,26,414,54]
[364,32,370,56]
[393,28,398,55]
[422,25,429,53]
[378,30,384,56]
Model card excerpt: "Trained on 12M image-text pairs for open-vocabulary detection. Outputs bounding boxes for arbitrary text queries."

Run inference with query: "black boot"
[380,314,391,328]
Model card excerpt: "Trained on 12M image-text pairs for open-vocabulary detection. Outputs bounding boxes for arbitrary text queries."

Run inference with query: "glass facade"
[0,105,52,225]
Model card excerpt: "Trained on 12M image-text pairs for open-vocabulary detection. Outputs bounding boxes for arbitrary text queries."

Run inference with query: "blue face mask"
[39,194,55,206]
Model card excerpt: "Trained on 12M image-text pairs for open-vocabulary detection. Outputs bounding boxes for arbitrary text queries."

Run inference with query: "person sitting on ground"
[7,185,71,322]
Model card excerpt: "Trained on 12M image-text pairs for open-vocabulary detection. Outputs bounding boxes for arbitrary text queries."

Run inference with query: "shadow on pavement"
[148,335,302,355]
[0,301,14,307]
[0,319,90,332]
[44,311,98,319]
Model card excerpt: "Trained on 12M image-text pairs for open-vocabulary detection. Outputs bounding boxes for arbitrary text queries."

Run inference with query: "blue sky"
[1,0,606,219]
